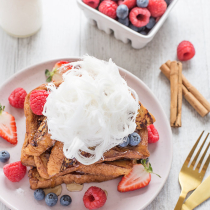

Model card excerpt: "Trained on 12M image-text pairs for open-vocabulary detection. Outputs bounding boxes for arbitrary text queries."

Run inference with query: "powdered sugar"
[43,56,139,165]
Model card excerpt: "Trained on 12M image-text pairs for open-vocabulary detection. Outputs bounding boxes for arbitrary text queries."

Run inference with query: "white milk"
[0,0,42,38]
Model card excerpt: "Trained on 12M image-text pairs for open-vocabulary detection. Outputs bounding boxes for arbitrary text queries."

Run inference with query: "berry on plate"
[136,0,149,8]
[118,136,129,147]
[129,7,150,28]
[147,124,159,143]
[146,17,156,29]
[83,0,100,9]
[129,132,141,146]
[60,195,72,206]
[34,189,45,201]
[3,161,26,182]
[118,160,160,192]
[177,41,195,61]
[0,150,10,163]
[118,0,136,9]
[116,5,129,19]
[118,17,129,26]
[99,1,118,19]
[83,186,107,209]
[139,30,147,35]
[0,104,17,145]
[45,61,71,82]
[8,87,27,109]
[147,0,167,17]
[45,193,58,207]
[30,90,49,115]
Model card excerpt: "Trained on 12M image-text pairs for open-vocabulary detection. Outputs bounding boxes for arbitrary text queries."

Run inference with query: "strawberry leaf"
[46,76,52,82]
[141,159,161,178]
[0,104,5,115]
[45,69,51,77]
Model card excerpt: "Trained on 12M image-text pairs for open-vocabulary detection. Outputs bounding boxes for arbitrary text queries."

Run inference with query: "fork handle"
[174,190,188,210]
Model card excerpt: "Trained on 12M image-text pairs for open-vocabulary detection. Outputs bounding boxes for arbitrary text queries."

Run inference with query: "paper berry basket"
[77,0,179,49]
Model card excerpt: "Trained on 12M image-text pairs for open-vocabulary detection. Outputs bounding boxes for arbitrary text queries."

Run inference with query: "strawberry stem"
[141,159,161,178]
[0,104,5,115]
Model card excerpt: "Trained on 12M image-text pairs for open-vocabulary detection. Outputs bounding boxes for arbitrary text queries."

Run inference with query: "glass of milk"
[0,0,42,38]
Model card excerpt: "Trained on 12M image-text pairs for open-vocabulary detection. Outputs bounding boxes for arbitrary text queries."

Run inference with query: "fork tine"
[200,153,210,174]
[185,131,204,164]
[191,133,209,167]
[196,141,210,170]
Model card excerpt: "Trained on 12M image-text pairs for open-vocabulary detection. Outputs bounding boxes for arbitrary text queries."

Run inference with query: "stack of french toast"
[21,82,155,190]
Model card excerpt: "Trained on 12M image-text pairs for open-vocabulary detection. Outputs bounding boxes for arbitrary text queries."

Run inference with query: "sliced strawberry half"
[0,105,17,145]
[45,61,72,82]
[118,160,160,192]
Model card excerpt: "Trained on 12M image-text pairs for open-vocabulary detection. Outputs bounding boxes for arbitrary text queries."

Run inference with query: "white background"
[0,0,210,209]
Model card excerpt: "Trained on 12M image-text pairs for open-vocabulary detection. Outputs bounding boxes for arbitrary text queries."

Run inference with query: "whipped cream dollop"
[43,56,139,165]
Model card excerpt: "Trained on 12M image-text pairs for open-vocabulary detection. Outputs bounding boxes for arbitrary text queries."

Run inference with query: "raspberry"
[177,41,195,61]
[3,161,26,182]
[129,7,150,28]
[83,186,107,209]
[8,87,27,109]
[30,90,49,115]
[147,0,167,18]
[147,124,159,143]
[99,1,118,19]
[118,0,136,9]
[83,0,100,9]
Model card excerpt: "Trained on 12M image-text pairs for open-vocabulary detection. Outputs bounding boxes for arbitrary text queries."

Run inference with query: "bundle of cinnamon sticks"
[160,60,210,127]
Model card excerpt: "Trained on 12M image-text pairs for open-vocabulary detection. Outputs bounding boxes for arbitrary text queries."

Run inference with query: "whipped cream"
[43,56,139,165]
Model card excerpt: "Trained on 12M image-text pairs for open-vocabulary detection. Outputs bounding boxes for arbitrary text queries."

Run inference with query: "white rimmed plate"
[0,58,172,210]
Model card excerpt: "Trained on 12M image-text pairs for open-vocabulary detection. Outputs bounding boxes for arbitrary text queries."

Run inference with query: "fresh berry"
[3,161,26,182]
[0,105,17,145]
[118,136,129,147]
[83,186,107,209]
[129,23,140,32]
[118,160,160,192]
[128,132,141,146]
[83,0,100,9]
[116,5,129,19]
[45,193,58,207]
[139,30,147,35]
[177,41,195,61]
[147,124,159,143]
[99,1,118,19]
[118,17,129,26]
[118,0,136,9]
[30,90,49,115]
[8,88,27,109]
[164,0,170,6]
[147,0,167,17]
[0,150,10,163]
[129,7,150,28]
[146,17,156,29]
[45,61,71,82]
[34,189,45,201]
[60,195,72,206]
[146,157,149,164]
[136,0,149,8]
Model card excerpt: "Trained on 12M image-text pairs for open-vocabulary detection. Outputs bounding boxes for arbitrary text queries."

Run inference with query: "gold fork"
[174,131,210,210]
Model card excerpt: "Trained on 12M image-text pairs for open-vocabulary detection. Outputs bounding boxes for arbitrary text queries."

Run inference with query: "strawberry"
[0,104,17,145]
[45,61,72,82]
[118,160,160,192]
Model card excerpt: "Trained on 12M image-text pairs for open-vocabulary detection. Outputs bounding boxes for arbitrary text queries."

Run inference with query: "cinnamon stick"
[166,60,210,112]
[160,62,209,117]
[170,61,179,127]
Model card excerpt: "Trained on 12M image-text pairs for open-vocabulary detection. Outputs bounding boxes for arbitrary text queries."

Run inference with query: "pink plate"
[0,58,172,210]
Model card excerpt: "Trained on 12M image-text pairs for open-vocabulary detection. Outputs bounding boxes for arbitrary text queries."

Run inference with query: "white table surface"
[0,0,210,209]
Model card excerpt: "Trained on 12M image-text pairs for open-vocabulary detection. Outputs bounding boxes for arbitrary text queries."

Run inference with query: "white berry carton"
[77,0,179,49]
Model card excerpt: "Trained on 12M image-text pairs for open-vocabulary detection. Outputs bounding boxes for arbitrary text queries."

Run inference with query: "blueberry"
[138,26,146,32]
[139,30,147,35]
[60,195,72,206]
[34,189,45,201]
[129,132,141,146]
[0,150,10,163]
[118,17,129,27]
[129,24,140,32]
[164,0,170,6]
[116,5,129,19]
[146,157,149,164]
[146,17,156,29]
[136,0,149,8]
[45,193,58,207]
[118,136,129,147]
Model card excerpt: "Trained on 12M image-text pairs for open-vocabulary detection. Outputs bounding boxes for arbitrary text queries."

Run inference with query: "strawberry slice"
[0,104,17,145]
[45,61,72,82]
[118,160,160,192]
